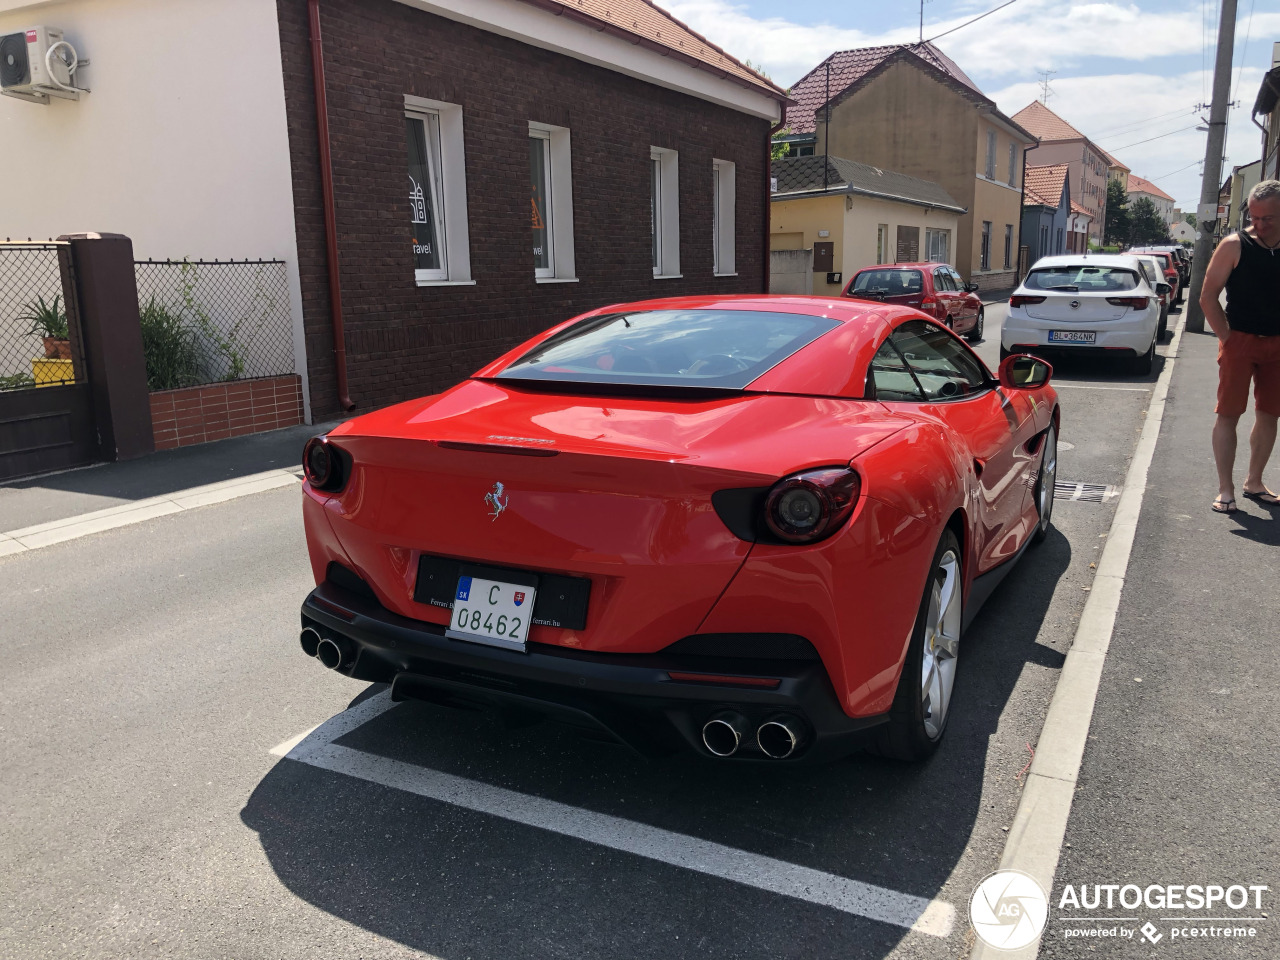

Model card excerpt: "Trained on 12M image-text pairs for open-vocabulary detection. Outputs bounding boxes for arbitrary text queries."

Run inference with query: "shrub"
[19,294,69,340]
[139,296,202,391]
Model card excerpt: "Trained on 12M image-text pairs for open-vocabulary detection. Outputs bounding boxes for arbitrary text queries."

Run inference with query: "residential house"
[784,42,1035,292]
[1021,163,1070,266]
[1067,202,1094,253]
[1225,160,1264,231]
[769,155,965,294]
[1170,220,1196,243]
[1104,149,1130,191]
[1,0,786,424]
[1126,175,1176,226]
[1252,42,1279,179]
[1013,101,1109,245]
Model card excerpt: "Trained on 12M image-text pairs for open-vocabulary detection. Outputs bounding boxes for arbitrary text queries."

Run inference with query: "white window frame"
[712,158,736,276]
[405,94,472,286]
[651,146,680,278]
[876,223,889,265]
[925,228,950,263]
[529,120,577,283]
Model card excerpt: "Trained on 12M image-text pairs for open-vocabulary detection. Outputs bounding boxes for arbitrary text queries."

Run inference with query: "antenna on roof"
[918,0,934,44]
[1038,69,1057,105]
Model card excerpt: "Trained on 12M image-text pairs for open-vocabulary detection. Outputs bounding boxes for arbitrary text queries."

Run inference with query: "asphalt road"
[0,305,1180,960]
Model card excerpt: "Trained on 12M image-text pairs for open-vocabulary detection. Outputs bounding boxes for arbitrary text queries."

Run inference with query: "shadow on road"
[241,531,1072,960]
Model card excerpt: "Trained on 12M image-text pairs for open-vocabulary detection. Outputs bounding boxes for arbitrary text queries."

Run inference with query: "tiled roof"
[1012,100,1086,142]
[787,42,985,134]
[1023,163,1069,208]
[771,155,965,212]
[1101,148,1129,172]
[1126,174,1175,203]
[519,0,786,98]
[1070,201,1093,218]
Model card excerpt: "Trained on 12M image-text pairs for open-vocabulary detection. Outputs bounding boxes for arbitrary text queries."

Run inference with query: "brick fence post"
[57,233,154,461]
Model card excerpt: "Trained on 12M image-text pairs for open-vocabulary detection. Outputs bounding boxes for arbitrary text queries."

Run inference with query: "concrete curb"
[968,319,1184,959]
[0,466,303,556]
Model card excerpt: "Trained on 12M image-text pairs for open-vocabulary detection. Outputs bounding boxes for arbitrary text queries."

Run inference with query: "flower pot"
[42,337,72,360]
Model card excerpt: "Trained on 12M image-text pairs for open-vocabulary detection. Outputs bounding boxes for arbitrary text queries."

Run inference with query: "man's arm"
[1200,235,1240,340]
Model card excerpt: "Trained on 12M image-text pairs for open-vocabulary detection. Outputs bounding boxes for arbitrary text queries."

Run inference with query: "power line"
[1090,106,1196,139]
[1100,124,1201,150]
[1146,159,1204,182]
[1231,0,1256,103]
[922,0,1021,44]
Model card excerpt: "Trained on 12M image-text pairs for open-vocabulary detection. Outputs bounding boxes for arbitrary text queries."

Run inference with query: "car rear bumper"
[1002,310,1157,354]
[300,581,886,762]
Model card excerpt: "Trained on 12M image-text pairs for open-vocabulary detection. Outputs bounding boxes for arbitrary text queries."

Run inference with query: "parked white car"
[1002,255,1161,374]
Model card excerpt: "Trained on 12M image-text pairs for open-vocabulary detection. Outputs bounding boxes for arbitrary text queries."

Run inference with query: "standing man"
[1201,180,1280,513]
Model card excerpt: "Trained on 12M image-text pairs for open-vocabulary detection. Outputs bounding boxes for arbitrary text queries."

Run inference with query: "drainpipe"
[764,105,786,293]
[308,0,355,412]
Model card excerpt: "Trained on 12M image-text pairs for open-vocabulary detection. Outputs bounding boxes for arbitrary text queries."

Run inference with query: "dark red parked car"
[842,263,985,342]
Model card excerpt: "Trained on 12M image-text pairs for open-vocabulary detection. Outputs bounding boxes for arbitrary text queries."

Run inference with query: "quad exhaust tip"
[316,636,352,670]
[701,712,749,757]
[757,716,803,759]
[300,626,322,658]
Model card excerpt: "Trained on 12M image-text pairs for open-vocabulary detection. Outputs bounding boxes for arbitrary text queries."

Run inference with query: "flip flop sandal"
[1211,497,1237,514]
[1242,490,1280,505]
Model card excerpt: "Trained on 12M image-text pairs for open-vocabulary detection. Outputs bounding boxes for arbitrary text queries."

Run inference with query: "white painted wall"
[841,196,962,277]
[0,0,310,420]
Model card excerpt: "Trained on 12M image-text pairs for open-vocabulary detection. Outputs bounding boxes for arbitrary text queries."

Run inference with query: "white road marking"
[274,691,956,938]
[0,467,302,555]
[969,315,1186,960]
[1052,383,1151,392]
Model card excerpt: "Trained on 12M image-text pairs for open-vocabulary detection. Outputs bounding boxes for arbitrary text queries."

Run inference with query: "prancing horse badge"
[485,481,509,521]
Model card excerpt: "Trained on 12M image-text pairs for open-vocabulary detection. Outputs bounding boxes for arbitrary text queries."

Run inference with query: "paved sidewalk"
[0,420,341,531]
[1040,328,1280,957]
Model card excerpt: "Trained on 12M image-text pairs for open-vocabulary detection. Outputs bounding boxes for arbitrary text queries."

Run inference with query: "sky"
[660,0,1280,211]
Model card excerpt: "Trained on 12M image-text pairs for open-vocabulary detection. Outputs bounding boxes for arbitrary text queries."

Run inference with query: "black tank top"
[1226,231,1280,335]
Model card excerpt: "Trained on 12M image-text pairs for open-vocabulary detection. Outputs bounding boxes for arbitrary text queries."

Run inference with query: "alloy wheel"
[920,549,961,740]
[1035,424,1057,538]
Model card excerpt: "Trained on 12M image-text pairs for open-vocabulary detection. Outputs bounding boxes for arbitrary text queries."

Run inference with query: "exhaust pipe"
[300,626,323,658]
[316,635,352,670]
[757,716,804,759]
[701,712,749,757]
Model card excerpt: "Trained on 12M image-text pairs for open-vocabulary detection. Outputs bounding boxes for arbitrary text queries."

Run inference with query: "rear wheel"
[871,530,962,761]
[1158,304,1168,342]
[1129,337,1155,375]
[1032,423,1057,544]
[965,307,985,343]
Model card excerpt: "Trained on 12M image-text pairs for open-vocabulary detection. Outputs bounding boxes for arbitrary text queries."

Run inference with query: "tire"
[965,307,985,343]
[1031,423,1057,544]
[1158,305,1168,342]
[870,529,963,761]
[1130,337,1155,375]
[944,315,954,330]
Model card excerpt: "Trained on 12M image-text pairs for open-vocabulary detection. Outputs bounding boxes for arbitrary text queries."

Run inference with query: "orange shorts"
[1217,331,1280,417]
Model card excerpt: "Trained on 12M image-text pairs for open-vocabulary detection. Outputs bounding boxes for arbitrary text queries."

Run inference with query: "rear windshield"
[849,269,924,297]
[1023,266,1139,293]
[495,309,840,389]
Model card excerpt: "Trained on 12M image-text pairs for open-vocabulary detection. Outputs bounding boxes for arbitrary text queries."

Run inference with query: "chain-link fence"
[0,243,76,391]
[133,259,294,391]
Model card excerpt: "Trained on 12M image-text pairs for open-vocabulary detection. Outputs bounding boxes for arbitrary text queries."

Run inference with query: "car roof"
[1030,254,1145,268]
[853,262,945,271]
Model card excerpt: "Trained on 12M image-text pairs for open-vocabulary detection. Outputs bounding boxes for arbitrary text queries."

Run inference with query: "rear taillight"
[303,436,350,493]
[1106,297,1149,309]
[1009,295,1046,307]
[764,467,860,544]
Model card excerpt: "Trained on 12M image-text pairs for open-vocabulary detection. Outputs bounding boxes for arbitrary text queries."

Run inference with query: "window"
[650,147,680,278]
[985,131,997,179]
[529,121,576,282]
[890,320,988,401]
[925,227,950,263]
[712,159,736,276]
[876,224,889,264]
[1008,143,1018,186]
[1003,224,1013,269]
[852,268,923,295]
[933,267,955,291]
[868,339,924,402]
[405,95,472,285]
[1023,265,1139,293]
[980,221,992,270]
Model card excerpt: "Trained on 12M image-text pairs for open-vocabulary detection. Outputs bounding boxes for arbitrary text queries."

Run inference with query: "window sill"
[535,277,579,284]
[653,273,684,280]
[416,279,477,287]
[713,272,738,277]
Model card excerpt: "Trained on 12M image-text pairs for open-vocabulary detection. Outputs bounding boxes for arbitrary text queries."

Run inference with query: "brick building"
[277,0,786,419]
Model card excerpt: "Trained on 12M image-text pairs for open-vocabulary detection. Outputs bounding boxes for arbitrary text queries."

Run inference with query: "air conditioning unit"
[1,27,87,104]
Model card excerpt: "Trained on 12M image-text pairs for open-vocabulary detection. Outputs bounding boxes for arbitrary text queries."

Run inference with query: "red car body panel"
[301,295,1058,737]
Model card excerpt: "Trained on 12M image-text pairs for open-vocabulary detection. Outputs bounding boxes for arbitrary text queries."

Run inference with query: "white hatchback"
[1002,255,1161,374]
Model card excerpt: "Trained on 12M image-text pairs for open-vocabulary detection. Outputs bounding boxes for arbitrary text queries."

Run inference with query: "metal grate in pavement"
[1054,480,1120,503]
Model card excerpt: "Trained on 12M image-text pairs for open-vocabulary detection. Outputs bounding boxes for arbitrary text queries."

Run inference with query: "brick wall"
[149,375,304,450]
[276,0,770,420]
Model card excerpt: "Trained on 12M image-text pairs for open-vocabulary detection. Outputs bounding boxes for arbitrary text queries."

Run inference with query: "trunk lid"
[1024,292,1131,323]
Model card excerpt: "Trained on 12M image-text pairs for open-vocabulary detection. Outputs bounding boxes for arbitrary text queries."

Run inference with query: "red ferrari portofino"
[299,296,1059,762]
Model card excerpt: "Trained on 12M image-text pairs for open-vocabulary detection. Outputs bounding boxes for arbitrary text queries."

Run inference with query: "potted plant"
[21,294,71,359]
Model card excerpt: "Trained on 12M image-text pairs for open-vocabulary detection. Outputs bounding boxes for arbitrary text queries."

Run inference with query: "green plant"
[139,296,202,390]
[19,294,69,340]
[0,372,36,391]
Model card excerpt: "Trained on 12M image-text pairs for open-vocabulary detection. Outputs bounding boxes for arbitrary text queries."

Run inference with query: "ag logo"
[969,870,1049,950]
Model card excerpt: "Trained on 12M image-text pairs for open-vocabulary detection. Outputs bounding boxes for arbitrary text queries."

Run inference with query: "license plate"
[446,572,537,652]
[1048,330,1096,343]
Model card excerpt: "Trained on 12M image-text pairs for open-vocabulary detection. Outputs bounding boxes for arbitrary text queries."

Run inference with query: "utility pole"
[1186,0,1237,333]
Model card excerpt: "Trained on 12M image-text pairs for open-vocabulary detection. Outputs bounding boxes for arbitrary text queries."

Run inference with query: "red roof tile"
[1023,163,1069,208]
[521,0,786,98]
[1070,201,1093,218]
[1126,174,1175,203]
[787,42,985,134]
[1012,100,1086,142]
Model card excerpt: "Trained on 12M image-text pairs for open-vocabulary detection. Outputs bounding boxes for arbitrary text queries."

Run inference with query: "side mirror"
[999,354,1052,390]
[1157,282,1171,295]
[964,282,980,293]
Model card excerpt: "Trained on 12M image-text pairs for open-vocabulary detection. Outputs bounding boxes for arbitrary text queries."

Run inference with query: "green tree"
[1104,179,1131,247]
[1185,212,1197,227]
[1128,197,1171,246]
